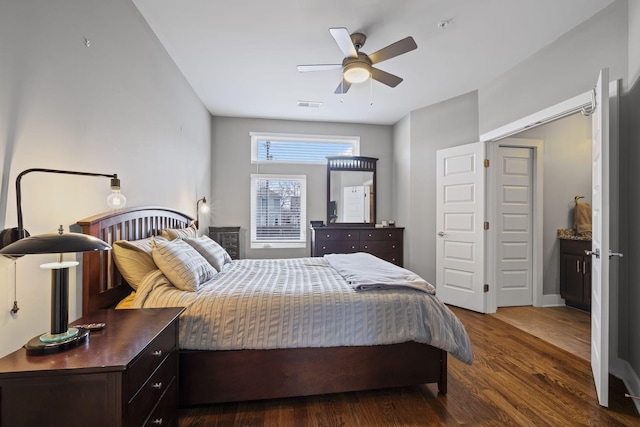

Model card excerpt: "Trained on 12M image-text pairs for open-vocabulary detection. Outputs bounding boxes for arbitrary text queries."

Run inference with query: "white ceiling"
[132,0,615,125]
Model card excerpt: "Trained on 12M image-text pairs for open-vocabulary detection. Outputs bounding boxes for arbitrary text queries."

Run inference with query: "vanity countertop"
[557,228,592,241]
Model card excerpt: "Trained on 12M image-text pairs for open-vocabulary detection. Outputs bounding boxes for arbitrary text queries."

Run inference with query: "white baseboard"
[611,357,640,413]
[541,293,565,307]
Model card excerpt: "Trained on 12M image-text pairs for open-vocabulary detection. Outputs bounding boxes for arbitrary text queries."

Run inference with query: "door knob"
[437,231,446,237]
[585,248,600,258]
[609,250,624,259]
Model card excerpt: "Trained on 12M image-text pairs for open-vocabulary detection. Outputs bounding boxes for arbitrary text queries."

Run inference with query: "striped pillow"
[184,235,232,272]
[161,223,198,241]
[151,237,217,291]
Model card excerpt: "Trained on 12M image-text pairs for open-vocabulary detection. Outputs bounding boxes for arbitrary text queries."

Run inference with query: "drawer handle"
[326,234,331,238]
[364,245,368,249]
[152,382,163,390]
[392,245,396,249]
[347,233,351,237]
[152,350,162,357]
[368,233,372,237]
[322,246,326,250]
[152,419,164,425]
[351,246,355,249]
[388,233,392,237]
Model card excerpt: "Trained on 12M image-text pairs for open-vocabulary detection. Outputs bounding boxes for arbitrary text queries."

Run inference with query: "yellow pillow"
[115,291,136,309]
[112,238,158,290]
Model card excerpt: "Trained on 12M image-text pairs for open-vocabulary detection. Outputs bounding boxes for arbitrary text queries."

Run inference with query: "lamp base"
[25,328,89,355]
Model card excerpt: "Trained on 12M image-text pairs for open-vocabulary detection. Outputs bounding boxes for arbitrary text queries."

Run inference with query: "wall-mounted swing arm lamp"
[0,168,126,250]
[195,197,209,229]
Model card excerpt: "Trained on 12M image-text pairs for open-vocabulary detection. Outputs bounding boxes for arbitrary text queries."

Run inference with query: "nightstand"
[0,307,184,427]
[209,226,241,259]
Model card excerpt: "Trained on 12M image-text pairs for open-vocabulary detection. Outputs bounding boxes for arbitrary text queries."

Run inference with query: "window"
[250,132,360,164]
[250,174,307,249]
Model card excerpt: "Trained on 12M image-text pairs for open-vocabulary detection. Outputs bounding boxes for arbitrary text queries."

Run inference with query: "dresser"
[560,238,592,312]
[311,226,404,266]
[209,226,241,259]
[0,307,184,427]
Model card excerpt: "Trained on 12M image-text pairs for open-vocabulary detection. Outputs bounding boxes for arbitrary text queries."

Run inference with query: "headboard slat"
[77,206,193,316]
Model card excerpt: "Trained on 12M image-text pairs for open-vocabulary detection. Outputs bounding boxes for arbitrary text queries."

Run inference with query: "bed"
[77,206,472,406]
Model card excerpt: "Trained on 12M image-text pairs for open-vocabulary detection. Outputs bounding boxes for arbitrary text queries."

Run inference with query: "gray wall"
[211,116,393,259]
[0,0,211,357]
[622,0,640,388]
[516,114,592,295]
[393,91,480,282]
[479,0,628,134]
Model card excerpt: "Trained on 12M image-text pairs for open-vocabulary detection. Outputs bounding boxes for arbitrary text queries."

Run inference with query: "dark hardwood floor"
[178,306,639,426]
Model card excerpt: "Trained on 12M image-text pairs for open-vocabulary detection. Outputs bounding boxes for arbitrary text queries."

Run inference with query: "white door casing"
[496,147,533,307]
[590,68,610,407]
[436,142,486,313]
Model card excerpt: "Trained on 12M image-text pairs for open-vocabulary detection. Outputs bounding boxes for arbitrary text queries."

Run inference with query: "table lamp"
[0,226,111,355]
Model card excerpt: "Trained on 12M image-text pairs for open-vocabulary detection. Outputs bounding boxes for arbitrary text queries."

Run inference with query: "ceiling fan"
[297,27,417,94]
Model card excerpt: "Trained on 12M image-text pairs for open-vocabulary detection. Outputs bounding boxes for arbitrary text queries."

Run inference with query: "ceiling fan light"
[344,63,370,83]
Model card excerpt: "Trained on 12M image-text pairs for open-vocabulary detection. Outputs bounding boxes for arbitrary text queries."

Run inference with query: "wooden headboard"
[76,206,193,316]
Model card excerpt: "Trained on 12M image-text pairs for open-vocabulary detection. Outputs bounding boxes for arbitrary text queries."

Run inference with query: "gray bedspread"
[131,255,473,364]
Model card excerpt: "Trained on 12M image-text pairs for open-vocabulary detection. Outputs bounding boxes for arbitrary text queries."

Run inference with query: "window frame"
[250,132,360,165]
[250,173,307,249]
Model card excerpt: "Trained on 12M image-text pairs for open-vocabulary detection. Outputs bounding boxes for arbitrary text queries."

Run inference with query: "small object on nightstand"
[388,219,396,227]
[75,323,105,331]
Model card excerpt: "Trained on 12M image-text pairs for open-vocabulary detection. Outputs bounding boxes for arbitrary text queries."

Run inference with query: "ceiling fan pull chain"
[370,74,374,106]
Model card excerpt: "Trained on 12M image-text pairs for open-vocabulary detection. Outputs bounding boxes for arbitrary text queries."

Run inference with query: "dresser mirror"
[326,156,377,225]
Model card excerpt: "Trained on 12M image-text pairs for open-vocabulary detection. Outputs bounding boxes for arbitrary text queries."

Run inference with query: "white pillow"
[151,238,217,291]
[161,223,198,241]
[184,235,232,272]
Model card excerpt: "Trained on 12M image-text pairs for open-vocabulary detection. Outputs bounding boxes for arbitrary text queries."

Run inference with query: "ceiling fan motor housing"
[343,53,372,83]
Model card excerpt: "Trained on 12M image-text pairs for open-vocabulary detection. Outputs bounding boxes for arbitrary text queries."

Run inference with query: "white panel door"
[342,186,365,222]
[436,142,486,313]
[590,68,610,407]
[497,147,533,306]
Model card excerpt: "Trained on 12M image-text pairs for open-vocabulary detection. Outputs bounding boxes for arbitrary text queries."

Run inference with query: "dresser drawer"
[316,241,360,255]
[315,229,359,242]
[143,375,178,427]
[375,252,403,266]
[126,351,177,427]
[125,322,177,400]
[360,240,401,253]
[359,229,403,241]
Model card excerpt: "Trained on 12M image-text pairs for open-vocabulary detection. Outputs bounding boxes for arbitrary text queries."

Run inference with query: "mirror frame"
[326,156,377,226]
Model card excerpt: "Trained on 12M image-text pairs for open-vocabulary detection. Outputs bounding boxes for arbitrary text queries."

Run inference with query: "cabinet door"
[561,253,584,304]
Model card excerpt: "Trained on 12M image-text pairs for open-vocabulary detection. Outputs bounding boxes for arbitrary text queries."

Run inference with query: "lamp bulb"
[107,190,127,209]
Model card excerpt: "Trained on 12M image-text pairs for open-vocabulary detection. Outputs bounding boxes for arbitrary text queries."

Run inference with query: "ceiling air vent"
[297,100,322,108]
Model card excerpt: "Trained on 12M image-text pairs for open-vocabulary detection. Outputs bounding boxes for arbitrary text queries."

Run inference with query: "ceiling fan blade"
[368,36,417,65]
[334,78,352,94]
[297,64,342,72]
[329,27,358,58]
[371,67,403,88]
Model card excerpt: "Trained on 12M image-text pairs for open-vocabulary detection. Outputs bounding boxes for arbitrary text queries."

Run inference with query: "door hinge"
[484,221,489,230]
[484,159,490,168]
[484,284,489,293]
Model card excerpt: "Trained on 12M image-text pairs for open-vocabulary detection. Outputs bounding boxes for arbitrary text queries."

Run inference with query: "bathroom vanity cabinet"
[560,238,591,312]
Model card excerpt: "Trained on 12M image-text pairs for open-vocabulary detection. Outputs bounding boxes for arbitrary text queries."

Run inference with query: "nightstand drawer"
[126,351,177,427]
[125,321,177,400]
[143,375,178,427]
